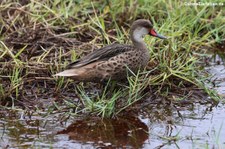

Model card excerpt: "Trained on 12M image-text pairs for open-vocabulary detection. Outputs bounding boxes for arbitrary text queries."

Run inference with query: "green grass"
[0,0,224,117]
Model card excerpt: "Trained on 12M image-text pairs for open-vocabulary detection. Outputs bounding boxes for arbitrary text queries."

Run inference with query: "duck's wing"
[66,43,133,69]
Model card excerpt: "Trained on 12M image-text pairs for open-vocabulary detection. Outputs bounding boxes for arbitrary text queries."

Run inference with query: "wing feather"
[66,43,134,69]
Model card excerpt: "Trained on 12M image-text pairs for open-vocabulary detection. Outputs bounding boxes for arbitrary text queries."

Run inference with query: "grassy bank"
[0,0,224,117]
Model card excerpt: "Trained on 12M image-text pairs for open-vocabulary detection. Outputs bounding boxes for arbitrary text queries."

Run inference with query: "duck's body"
[59,43,149,82]
[55,19,166,82]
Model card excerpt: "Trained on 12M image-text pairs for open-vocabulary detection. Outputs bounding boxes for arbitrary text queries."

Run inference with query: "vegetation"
[0,0,224,117]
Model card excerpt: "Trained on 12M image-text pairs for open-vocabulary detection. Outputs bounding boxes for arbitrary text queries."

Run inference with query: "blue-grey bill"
[156,33,167,39]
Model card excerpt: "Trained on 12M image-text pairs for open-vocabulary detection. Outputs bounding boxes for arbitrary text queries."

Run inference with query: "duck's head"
[130,19,167,46]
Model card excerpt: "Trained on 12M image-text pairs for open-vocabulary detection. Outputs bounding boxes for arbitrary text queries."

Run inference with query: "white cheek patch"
[133,27,149,42]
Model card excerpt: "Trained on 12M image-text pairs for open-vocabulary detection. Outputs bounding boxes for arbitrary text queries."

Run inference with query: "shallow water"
[0,53,225,149]
[1,102,225,148]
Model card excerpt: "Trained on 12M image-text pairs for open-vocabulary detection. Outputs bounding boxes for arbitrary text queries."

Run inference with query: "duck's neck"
[130,28,148,49]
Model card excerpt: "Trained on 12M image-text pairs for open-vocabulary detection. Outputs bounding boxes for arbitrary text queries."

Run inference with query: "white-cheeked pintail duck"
[55,19,167,82]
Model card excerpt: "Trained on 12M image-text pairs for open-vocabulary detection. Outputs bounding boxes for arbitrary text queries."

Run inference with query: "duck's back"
[55,43,149,82]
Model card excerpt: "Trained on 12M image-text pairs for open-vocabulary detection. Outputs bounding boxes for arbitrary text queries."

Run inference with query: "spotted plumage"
[54,19,167,82]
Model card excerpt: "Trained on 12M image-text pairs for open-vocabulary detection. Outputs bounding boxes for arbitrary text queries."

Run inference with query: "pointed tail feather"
[53,69,79,77]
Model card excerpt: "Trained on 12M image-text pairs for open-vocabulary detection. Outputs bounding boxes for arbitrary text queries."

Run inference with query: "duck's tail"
[53,69,80,77]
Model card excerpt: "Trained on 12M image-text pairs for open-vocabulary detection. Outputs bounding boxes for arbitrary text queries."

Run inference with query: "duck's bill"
[149,29,167,39]
[155,33,167,39]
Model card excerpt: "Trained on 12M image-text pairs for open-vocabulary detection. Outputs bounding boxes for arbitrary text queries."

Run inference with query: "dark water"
[0,53,225,149]
[1,102,225,148]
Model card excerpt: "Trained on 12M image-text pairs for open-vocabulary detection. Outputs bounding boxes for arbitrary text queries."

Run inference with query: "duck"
[54,19,167,82]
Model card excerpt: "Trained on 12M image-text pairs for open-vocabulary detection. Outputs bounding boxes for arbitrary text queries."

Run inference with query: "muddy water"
[0,53,225,149]
[205,53,225,97]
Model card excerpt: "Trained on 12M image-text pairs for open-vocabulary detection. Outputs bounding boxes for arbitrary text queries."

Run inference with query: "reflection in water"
[0,111,63,148]
[0,100,225,148]
[205,45,225,96]
[57,116,149,148]
[141,101,223,149]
